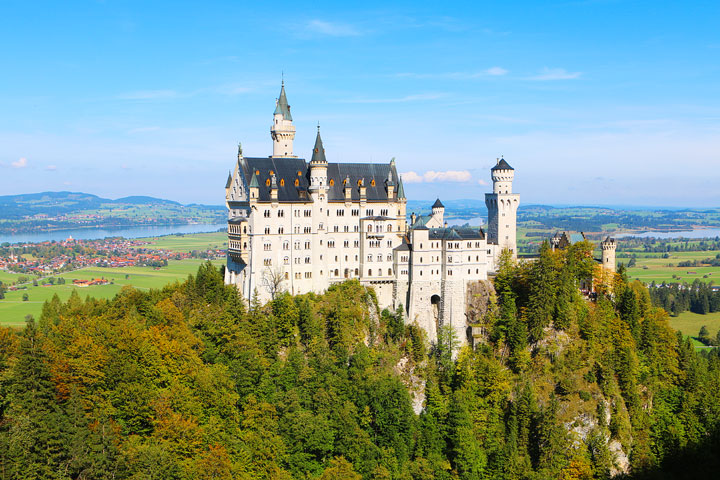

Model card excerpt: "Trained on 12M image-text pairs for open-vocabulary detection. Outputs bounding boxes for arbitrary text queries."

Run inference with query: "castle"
[223,83,614,344]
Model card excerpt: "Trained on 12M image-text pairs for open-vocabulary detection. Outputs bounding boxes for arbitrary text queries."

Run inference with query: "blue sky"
[1,1,718,206]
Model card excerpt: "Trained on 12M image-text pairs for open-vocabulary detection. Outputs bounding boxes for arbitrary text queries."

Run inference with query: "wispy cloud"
[305,19,361,37]
[45,165,57,171]
[118,89,179,100]
[477,179,488,186]
[11,157,28,168]
[395,67,508,79]
[401,170,473,184]
[528,67,582,81]
[344,93,447,104]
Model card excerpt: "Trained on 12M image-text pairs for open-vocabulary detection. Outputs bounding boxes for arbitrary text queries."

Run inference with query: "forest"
[648,280,720,317]
[0,244,719,479]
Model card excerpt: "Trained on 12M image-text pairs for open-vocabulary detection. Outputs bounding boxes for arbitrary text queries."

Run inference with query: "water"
[448,216,484,227]
[0,223,227,245]
[616,228,720,239]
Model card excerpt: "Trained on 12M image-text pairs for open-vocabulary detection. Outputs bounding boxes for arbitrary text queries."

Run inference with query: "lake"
[617,228,720,239]
[0,223,227,244]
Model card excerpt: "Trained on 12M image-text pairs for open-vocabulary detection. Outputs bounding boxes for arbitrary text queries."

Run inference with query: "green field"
[626,250,720,284]
[668,310,720,339]
[0,270,23,285]
[134,231,227,252]
[0,258,220,327]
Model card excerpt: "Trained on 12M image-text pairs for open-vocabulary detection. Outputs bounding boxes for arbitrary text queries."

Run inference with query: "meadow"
[625,250,720,284]
[0,258,219,327]
[133,231,227,252]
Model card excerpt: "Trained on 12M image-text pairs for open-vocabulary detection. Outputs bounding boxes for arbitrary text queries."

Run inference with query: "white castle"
[224,83,524,344]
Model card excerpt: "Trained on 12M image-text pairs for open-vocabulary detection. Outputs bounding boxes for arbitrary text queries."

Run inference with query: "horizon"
[1,1,718,206]
[4,190,720,212]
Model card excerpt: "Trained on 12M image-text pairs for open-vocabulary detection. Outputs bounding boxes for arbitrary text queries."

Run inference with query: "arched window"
[329,178,335,186]
[280,178,285,187]
[294,178,299,187]
[334,269,339,276]
[368,269,372,276]
[367,224,372,232]
[388,268,392,276]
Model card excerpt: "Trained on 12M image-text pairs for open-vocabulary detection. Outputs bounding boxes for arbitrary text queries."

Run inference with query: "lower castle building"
[225,83,539,343]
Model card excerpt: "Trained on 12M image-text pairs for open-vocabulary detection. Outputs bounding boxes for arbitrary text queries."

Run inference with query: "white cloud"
[118,90,178,100]
[45,165,57,171]
[11,157,27,168]
[485,66,508,76]
[477,178,488,186]
[395,68,507,79]
[528,67,582,81]
[306,20,361,37]
[401,170,473,183]
[345,93,447,104]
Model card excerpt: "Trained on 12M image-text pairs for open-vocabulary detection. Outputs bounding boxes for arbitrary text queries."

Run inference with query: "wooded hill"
[0,246,719,479]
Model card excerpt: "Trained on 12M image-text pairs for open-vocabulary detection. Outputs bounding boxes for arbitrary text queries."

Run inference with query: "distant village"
[0,236,225,277]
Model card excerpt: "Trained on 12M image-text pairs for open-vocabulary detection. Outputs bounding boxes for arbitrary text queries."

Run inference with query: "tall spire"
[310,126,326,164]
[274,81,292,121]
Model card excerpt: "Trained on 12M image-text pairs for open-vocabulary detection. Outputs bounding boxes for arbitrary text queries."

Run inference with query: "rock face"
[466,280,496,345]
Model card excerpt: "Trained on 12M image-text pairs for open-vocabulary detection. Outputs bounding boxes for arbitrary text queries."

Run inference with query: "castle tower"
[270,82,296,157]
[309,126,328,195]
[601,236,617,273]
[431,198,445,224]
[485,157,520,257]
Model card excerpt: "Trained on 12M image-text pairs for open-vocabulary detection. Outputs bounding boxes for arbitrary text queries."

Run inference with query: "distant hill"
[0,191,222,220]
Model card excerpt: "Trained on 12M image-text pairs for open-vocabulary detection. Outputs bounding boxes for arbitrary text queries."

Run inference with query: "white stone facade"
[224,85,520,345]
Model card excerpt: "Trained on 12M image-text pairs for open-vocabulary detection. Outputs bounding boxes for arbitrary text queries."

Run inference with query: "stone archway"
[431,294,441,326]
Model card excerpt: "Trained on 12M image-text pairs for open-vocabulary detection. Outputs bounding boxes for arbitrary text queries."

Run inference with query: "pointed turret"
[274,81,292,121]
[309,125,328,194]
[225,171,233,189]
[397,175,406,199]
[249,172,259,188]
[310,127,327,164]
[271,81,296,157]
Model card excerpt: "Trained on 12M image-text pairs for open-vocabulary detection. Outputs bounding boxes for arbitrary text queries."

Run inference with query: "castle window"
[381,209,388,216]
[329,179,335,186]
[334,269,339,276]
[264,227,270,234]
[285,272,289,280]
[255,170,260,175]
[266,178,271,187]
[367,225,372,232]
[344,240,349,248]
[352,209,359,216]
[388,224,392,232]
[377,254,382,262]
[280,178,285,187]
[264,243,271,251]
[297,171,302,176]
[305,256,311,264]
[387,254,392,261]
[388,268,392,276]
[328,240,335,248]
[269,170,274,176]
[305,272,312,278]
[368,269,372,276]
[354,226,359,232]
[344,226,349,232]
[371,179,376,186]
[295,272,301,279]
[304,241,311,249]
[358,179,363,186]
[354,240,359,247]
[284,257,289,265]
[278,227,284,234]
[294,179,299,187]
[334,226,339,232]
[367,254,373,262]
[263,258,272,266]
[319,223,324,230]
[355,268,359,276]
[278,210,284,217]
[283,241,289,250]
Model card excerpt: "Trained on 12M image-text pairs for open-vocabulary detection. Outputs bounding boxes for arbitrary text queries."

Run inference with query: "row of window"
[423,241,485,250]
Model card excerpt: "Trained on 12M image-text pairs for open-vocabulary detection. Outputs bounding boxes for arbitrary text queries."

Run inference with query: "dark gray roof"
[397,176,406,199]
[432,198,444,209]
[273,83,292,121]
[394,237,410,251]
[225,172,232,188]
[228,217,248,224]
[240,157,400,203]
[429,226,485,240]
[324,162,400,202]
[491,158,514,171]
[310,130,326,164]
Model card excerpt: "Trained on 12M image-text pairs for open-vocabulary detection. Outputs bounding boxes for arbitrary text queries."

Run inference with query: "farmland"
[0,258,220,327]
[625,250,720,284]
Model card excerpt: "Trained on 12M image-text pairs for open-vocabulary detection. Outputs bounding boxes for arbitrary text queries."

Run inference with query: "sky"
[0,0,719,207]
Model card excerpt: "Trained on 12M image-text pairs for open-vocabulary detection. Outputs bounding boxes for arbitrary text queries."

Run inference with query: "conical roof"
[397,176,406,199]
[310,128,327,164]
[491,158,514,171]
[432,198,445,209]
[225,172,232,188]
[273,82,292,121]
[249,172,259,188]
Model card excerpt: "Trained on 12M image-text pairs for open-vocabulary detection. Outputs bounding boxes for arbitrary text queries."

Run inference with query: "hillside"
[0,191,225,234]
[1,253,719,478]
